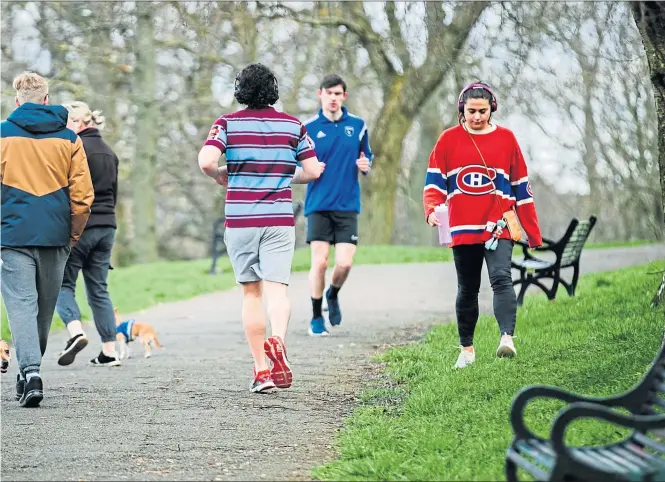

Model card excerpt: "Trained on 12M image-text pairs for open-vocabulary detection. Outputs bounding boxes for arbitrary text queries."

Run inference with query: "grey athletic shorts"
[224,226,296,285]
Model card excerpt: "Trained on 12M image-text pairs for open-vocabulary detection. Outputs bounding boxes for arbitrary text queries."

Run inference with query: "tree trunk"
[130,4,159,263]
[359,80,413,243]
[632,1,665,309]
[633,1,665,223]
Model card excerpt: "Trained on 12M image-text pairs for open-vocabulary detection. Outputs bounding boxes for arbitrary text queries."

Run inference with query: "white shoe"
[454,347,476,369]
[496,335,517,358]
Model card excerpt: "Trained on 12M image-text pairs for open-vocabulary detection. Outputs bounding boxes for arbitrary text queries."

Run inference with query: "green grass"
[312,261,665,481]
[0,245,450,342]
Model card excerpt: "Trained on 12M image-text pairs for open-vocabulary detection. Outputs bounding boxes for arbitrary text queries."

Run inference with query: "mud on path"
[2,244,663,480]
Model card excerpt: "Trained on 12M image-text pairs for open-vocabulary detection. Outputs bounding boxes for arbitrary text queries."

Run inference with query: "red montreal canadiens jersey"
[423,124,543,248]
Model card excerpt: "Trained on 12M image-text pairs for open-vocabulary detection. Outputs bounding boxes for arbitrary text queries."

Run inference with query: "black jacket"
[78,128,118,229]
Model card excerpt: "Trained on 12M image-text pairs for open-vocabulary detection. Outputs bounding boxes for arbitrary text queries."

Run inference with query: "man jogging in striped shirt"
[198,64,324,393]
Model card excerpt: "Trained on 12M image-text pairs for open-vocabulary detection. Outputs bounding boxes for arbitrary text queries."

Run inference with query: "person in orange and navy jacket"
[423,81,542,371]
[1,71,94,408]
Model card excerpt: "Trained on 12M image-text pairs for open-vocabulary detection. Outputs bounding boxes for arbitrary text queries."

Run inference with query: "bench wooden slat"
[634,432,665,454]
[515,440,555,468]
[611,445,654,469]
[624,442,665,468]
[598,447,648,472]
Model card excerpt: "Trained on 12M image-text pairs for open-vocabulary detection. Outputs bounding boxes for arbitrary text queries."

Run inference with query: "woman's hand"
[427,212,441,227]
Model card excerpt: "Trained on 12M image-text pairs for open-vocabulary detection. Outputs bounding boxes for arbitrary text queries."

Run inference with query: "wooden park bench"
[209,202,304,274]
[511,215,597,306]
[505,339,665,481]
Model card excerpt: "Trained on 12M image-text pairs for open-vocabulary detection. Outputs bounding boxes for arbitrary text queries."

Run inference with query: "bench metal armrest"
[532,237,559,253]
[511,386,629,441]
[551,402,665,454]
[514,240,537,261]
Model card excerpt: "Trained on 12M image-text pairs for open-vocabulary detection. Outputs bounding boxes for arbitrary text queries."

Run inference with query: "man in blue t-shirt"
[303,73,373,336]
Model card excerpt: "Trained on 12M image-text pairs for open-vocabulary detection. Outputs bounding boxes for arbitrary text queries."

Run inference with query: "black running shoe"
[90,351,121,367]
[19,375,43,408]
[57,334,89,366]
[15,374,25,401]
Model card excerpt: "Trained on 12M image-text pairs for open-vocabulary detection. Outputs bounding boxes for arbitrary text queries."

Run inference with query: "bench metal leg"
[569,264,580,297]
[506,453,519,482]
[548,276,560,301]
[516,279,530,306]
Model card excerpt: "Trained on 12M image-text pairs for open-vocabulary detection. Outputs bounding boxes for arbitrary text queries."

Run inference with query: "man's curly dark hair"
[234,63,279,108]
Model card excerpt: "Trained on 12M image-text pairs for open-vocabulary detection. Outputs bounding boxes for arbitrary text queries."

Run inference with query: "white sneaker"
[496,335,517,358]
[454,347,476,369]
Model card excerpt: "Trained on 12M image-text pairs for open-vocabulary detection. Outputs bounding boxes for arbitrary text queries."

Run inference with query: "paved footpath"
[2,244,663,481]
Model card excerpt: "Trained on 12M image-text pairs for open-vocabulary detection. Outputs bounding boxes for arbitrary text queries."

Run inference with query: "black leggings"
[452,240,517,347]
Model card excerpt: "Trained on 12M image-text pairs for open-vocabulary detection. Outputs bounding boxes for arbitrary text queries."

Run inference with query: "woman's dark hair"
[460,84,494,107]
[320,73,347,92]
[234,63,279,108]
[458,81,497,123]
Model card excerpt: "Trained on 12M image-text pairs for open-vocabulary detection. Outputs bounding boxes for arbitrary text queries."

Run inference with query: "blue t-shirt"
[303,107,373,215]
[116,319,135,342]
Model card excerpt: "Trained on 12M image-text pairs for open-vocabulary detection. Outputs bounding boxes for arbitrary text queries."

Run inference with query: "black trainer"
[90,351,121,367]
[15,374,25,401]
[57,333,89,366]
[19,375,43,408]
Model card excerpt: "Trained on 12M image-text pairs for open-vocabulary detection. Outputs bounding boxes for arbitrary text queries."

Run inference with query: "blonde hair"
[13,71,49,104]
[64,101,106,130]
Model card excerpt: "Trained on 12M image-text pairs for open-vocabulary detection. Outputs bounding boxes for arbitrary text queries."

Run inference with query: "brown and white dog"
[1,339,11,373]
[114,308,163,359]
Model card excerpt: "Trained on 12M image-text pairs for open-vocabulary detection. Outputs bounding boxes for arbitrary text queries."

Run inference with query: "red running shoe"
[250,368,275,393]
[264,336,292,389]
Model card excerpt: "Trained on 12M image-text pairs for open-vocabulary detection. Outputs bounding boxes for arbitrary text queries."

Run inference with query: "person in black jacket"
[55,101,121,367]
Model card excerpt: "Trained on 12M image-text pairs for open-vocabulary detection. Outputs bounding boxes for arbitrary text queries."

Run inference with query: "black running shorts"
[306,211,358,246]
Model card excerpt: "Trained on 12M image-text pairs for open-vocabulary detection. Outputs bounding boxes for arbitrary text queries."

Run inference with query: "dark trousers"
[55,227,117,343]
[452,240,517,347]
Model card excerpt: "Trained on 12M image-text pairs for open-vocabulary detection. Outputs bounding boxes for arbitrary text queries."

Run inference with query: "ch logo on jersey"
[316,130,326,138]
[527,182,533,197]
[345,126,354,137]
[457,165,497,196]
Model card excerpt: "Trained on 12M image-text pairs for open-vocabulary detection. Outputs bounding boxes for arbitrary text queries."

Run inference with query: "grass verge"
[1,245,450,342]
[312,260,665,481]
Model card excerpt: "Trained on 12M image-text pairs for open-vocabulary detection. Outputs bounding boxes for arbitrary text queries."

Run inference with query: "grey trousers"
[1,246,70,376]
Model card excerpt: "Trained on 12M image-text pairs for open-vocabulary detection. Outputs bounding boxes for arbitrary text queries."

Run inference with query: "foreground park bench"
[511,215,597,305]
[506,339,665,481]
[209,202,304,274]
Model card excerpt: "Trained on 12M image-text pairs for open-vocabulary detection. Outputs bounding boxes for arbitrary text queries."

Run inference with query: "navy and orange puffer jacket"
[1,103,94,247]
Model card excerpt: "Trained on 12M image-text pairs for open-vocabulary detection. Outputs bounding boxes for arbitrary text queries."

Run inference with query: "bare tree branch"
[255,1,396,90]
[385,2,409,67]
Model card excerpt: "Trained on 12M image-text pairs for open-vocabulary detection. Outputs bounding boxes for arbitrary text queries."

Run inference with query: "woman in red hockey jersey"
[423,81,542,369]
